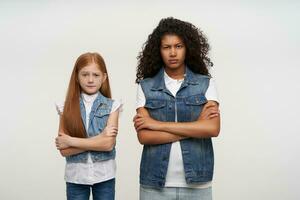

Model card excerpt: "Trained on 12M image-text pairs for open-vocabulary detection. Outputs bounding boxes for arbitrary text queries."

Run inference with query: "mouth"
[168,59,178,64]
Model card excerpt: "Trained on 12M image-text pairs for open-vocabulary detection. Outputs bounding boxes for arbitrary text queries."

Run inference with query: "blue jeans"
[66,179,115,200]
[140,185,212,200]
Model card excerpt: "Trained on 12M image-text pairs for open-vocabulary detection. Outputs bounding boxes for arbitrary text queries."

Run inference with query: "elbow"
[104,144,115,151]
[137,135,146,145]
[102,140,116,151]
[59,149,68,157]
[137,130,150,145]
[210,127,220,137]
[138,138,147,145]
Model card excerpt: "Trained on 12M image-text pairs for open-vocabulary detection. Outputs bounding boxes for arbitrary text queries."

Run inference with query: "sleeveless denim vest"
[66,92,115,163]
[139,67,214,187]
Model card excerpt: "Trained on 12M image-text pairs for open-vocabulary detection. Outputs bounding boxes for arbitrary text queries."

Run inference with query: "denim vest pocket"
[93,109,110,134]
[145,99,166,109]
[67,93,114,164]
[139,67,214,186]
[184,94,207,121]
[94,109,110,118]
[185,94,207,105]
[145,99,167,121]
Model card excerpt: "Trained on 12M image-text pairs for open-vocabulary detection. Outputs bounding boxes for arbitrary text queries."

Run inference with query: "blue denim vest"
[66,92,115,163]
[139,67,214,187]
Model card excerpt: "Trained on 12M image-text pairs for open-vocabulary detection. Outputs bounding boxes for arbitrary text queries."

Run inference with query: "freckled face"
[78,63,106,95]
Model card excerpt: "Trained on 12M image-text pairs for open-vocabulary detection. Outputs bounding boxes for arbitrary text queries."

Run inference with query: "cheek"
[180,50,186,60]
[160,51,168,60]
[96,79,103,88]
[78,78,85,87]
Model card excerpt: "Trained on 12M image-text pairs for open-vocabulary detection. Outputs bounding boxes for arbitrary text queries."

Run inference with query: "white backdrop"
[0,1,299,199]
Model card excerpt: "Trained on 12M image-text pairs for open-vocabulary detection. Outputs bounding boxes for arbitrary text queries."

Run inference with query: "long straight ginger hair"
[62,52,112,138]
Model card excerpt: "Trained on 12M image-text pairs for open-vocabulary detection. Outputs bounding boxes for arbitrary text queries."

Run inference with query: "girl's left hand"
[55,132,72,150]
[133,114,160,131]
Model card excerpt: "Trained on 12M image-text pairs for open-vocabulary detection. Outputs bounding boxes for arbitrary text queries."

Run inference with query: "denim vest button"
[139,67,214,187]
[66,93,115,164]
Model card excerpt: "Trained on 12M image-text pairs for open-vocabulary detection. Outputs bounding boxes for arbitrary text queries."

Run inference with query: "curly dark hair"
[136,17,213,83]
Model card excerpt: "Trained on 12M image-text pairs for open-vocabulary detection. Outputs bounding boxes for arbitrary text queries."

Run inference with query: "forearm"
[156,118,220,138]
[137,129,185,145]
[69,135,115,152]
[60,147,85,157]
[134,101,220,140]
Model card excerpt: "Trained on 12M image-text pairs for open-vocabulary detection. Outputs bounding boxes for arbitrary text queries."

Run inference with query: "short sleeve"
[55,102,64,115]
[205,78,219,103]
[136,84,146,109]
[110,99,123,114]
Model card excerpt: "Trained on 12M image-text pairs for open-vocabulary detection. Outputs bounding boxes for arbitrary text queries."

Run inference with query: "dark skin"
[134,101,220,145]
[133,34,220,145]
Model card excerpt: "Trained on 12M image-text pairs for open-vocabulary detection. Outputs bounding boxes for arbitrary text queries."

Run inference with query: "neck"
[82,91,98,96]
[164,66,185,80]
[81,92,98,101]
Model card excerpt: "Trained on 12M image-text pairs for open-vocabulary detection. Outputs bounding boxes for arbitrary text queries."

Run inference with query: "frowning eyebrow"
[79,71,101,74]
[161,42,184,46]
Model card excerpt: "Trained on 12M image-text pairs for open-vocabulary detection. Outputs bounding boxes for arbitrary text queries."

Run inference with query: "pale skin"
[56,110,119,157]
[55,63,119,157]
[133,34,220,145]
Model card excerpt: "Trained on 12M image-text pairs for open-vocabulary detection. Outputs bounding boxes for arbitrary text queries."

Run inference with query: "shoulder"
[99,94,114,105]
[187,68,211,86]
[205,77,219,103]
[55,102,64,115]
[110,99,123,114]
[136,83,146,108]
[139,77,155,86]
[139,77,157,92]
[193,73,210,82]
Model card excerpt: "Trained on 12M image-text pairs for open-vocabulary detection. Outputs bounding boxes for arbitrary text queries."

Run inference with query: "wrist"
[155,120,164,131]
[68,137,77,147]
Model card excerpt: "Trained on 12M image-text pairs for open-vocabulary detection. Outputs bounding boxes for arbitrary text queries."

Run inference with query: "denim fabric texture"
[66,92,115,163]
[140,185,212,200]
[139,67,214,188]
[66,178,115,200]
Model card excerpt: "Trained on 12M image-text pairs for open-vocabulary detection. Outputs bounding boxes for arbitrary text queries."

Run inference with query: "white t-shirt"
[136,71,219,188]
[56,92,122,185]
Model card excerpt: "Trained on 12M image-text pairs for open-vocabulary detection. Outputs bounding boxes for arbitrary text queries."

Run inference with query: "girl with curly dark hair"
[134,17,220,200]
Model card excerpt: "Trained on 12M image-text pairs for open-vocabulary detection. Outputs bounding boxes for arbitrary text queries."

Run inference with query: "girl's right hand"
[103,125,118,137]
[55,132,72,150]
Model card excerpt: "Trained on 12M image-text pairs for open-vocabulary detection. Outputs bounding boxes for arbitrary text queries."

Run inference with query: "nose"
[170,47,176,57]
[88,75,94,82]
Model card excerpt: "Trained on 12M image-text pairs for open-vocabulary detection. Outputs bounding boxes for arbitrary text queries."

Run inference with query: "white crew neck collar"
[81,92,99,103]
[164,70,185,84]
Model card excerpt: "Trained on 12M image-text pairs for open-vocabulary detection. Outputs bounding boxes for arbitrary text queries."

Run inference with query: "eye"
[176,44,183,48]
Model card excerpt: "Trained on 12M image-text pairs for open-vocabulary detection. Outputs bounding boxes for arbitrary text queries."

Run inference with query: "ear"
[102,73,107,83]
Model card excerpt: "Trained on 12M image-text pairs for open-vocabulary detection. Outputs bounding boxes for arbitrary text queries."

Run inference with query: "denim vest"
[139,67,214,187]
[66,92,115,163]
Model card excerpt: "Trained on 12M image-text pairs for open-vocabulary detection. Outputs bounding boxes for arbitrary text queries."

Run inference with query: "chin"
[84,89,97,95]
[166,65,182,70]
